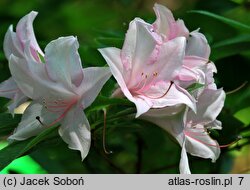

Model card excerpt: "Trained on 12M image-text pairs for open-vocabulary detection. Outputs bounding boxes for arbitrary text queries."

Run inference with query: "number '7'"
[238,177,244,185]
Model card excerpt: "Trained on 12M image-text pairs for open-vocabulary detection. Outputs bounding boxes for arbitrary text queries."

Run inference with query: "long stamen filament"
[185,131,242,148]
[142,81,173,99]
[36,116,47,127]
[102,108,112,154]
[226,81,248,95]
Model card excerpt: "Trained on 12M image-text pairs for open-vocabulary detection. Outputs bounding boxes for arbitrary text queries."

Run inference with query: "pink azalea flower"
[152,3,211,59]
[99,19,196,117]
[0,11,43,114]
[8,36,111,160]
[142,88,225,174]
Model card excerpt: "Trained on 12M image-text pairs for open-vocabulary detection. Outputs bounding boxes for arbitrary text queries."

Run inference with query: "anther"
[206,60,212,64]
[153,72,158,77]
[36,116,45,126]
[141,72,144,76]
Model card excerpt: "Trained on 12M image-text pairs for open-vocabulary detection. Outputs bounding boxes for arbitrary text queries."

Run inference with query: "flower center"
[39,96,79,127]
[131,71,173,99]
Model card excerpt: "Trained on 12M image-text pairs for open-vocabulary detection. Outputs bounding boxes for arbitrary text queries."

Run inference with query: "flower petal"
[187,88,225,123]
[186,30,211,59]
[0,77,27,115]
[148,82,196,112]
[0,77,20,99]
[179,139,191,174]
[121,18,150,70]
[141,105,186,144]
[9,55,34,98]
[45,36,84,88]
[16,11,43,59]
[59,106,91,160]
[155,37,186,81]
[99,47,151,117]
[153,3,189,39]
[8,101,60,141]
[9,53,74,101]
[3,25,23,59]
[129,20,157,80]
[79,67,111,108]
[133,96,152,117]
[185,126,220,162]
[98,47,134,101]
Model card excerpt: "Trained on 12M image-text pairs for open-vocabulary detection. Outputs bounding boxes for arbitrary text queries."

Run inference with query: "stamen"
[206,60,212,64]
[36,116,46,126]
[132,71,159,93]
[185,131,242,148]
[45,98,78,128]
[143,81,173,99]
[102,108,112,154]
[226,81,248,95]
[131,74,148,91]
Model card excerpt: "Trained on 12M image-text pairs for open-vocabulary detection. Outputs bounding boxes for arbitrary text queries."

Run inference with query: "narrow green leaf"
[212,35,250,48]
[0,113,21,136]
[94,37,123,48]
[0,52,5,60]
[37,51,45,63]
[189,10,250,32]
[0,125,58,170]
[187,83,204,93]
[211,35,250,60]
[86,95,133,113]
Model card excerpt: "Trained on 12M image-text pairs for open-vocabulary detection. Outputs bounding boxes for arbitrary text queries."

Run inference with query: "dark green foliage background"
[0,0,250,174]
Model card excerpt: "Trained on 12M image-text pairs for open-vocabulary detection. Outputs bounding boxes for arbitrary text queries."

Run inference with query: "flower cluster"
[99,4,225,173]
[0,4,225,173]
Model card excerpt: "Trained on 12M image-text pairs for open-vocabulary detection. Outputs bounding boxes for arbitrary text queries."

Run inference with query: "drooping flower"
[142,87,225,174]
[0,11,43,114]
[8,36,111,160]
[99,19,196,117]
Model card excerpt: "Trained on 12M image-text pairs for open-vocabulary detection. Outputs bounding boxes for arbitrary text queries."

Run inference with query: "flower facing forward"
[0,11,43,114]
[99,19,196,118]
[8,36,111,160]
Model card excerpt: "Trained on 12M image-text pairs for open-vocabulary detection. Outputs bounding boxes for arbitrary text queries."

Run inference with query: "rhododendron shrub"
[1,2,248,174]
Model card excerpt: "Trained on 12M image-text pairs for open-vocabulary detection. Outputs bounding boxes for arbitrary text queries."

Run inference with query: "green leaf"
[37,51,45,63]
[0,125,58,170]
[86,95,133,113]
[186,83,204,93]
[94,37,123,48]
[0,113,21,136]
[211,35,250,60]
[234,106,250,126]
[189,10,250,32]
[0,52,5,60]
